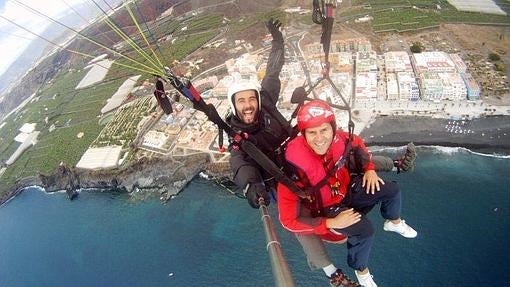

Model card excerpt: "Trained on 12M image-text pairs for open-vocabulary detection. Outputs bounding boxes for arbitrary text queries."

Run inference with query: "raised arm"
[260,18,285,106]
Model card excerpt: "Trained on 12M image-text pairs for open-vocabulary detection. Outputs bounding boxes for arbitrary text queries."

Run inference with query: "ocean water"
[1,148,509,287]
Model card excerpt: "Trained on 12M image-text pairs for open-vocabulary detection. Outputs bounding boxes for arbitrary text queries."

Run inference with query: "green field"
[343,0,510,33]
[0,8,283,195]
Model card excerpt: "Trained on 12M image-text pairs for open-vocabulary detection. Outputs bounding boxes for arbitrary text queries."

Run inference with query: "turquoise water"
[1,148,509,287]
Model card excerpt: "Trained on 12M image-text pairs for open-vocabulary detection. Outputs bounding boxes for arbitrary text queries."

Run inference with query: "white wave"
[467,150,510,159]
[22,185,46,192]
[370,145,510,159]
[368,145,408,153]
[422,145,464,155]
[47,190,68,194]
[421,145,510,159]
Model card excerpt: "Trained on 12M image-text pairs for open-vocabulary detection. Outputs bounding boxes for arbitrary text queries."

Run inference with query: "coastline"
[2,115,510,207]
[360,115,510,155]
[0,152,223,207]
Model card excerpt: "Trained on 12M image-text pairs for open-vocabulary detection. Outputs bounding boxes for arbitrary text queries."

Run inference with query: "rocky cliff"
[1,152,232,206]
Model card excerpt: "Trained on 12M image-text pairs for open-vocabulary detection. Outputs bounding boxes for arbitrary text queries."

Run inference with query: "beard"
[239,107,257,124]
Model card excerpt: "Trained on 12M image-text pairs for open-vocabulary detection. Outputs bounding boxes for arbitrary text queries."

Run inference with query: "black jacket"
[226,38,290,191]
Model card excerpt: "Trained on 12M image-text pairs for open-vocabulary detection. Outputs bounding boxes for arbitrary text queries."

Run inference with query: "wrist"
[325,218,332,229]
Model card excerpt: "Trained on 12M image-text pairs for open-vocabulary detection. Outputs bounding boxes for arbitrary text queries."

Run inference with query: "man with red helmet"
[277,100,417,287]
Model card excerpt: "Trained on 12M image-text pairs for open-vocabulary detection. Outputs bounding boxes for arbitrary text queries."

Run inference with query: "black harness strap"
[261,100,296,139]
[164,71,308,197]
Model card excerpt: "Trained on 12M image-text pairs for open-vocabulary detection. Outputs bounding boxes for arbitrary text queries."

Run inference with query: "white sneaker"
[355,270,378,287]
[383,219,417,238]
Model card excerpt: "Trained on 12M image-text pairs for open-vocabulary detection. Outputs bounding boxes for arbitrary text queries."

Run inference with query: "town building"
[142,130,169,149]
[419,72,443,101]
[281,61,304,79]
[397,72,420,101]
[462,73,481,100]
[306,37,372,55]
[386,73,399,100]
[193,76,218,92]
[355,71,377,102]
[438,73,467,101]
[280,75,306,108]
[330,72,352,104]
[225,53,262,75]
[412,51,456,74]
[419,72,467,101]
[449,53,467,73]
[384,51,413,73]
[330,52,353,73]
[356,51,378,73]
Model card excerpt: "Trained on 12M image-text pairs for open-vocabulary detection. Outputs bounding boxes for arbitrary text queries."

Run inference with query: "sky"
[0,0,89,76]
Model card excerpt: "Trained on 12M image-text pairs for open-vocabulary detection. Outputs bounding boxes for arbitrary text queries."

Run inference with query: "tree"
[410,42,423,53]
[488,52,501,61]
[495,63,505,72]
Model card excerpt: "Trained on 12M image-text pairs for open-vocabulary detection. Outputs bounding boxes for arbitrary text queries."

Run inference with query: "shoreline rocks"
[0,152,231,207]
[2,115,510,206]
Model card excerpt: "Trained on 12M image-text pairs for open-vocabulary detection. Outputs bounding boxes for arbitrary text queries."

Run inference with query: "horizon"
[0,0,94,80]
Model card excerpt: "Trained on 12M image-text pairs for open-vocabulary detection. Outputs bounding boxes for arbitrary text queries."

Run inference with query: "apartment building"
[384,51,413,73]
[397,72,420,101]
[462,73,481,100]
[412,51,456,74]
[386,73,399,100]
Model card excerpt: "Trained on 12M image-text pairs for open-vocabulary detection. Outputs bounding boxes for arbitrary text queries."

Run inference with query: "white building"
[19,123,36,134]
[462,73,481,100]
[397,72,420,101]
[356,51,378,73]
[75,59,114,89]
[6,131,40,166]
[384,51,413,73]
[281,61,304,79]
[386,73,399,100]
[193,76,219,92]
[438,73,467,101]
[225,53,262,75]
[330,72,352,105]
[100,75,141,114]
[355,72,377,102]
[76,146,122,170]
[419,72,443,101]
[449,53,467,73]
[419,72,467,101]
[330,52,353,73]
[142,130,169,149]
[412,51,456,74]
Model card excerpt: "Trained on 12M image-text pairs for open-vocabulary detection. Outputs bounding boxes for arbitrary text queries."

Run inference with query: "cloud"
[0,0,7,11]
[0,0,88,76]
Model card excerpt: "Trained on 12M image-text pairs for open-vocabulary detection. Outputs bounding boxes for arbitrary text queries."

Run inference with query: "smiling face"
[233,90,259,124]
[303,122,334,155]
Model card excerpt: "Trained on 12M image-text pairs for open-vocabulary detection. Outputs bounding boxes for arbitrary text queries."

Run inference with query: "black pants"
[332,176,401,271]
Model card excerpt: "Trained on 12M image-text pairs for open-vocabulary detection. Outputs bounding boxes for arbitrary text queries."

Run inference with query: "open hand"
[326,208,361,229]
[266,18,283,42]
[362,170,384,194]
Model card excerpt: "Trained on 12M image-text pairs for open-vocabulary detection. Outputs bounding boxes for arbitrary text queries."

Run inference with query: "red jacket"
[278,130,374,235]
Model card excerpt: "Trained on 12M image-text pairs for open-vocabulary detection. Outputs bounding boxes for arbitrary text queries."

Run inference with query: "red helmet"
[297,100,336,131]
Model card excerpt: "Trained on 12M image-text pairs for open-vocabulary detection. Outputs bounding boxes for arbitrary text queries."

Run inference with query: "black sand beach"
[360,115,510,155]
